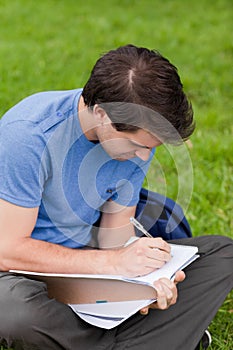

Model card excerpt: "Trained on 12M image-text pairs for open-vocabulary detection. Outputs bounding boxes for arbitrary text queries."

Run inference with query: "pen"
[130,217,153,238]
[130,217,173,257]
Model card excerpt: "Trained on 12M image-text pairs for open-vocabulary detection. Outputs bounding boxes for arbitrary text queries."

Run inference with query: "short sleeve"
[0,120,48,207]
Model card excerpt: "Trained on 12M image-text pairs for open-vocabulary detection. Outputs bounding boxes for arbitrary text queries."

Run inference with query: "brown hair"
[82,44,195,144]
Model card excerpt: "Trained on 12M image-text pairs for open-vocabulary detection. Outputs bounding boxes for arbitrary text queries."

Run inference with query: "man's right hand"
[114,237,172,277]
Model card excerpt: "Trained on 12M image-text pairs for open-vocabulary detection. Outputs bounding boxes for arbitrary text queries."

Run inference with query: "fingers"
[152,273,185,310]
[140,307,149,315]
[154,279,176,309]
[174,270,186,284]
[140,238,172,269]
[117,237,172,277]
[139,272,186,314]
[139,278,179,316]
[133,237,172,266]
[149,277,181,311]
[145,246,171,265]
[147,237,171,254]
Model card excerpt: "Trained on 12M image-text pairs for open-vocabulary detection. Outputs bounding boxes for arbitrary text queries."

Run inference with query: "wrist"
[90,248,121,275]
[106,248,121,275]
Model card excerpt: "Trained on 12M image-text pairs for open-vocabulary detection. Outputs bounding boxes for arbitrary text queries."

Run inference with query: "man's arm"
[0,199,170,277]
[0,199,120,274]
[98,201,136,248]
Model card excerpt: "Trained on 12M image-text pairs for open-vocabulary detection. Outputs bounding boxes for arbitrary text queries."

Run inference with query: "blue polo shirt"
[0,89,154,247]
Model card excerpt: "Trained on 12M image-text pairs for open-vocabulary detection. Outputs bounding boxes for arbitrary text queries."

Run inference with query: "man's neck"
[78,96,98,141]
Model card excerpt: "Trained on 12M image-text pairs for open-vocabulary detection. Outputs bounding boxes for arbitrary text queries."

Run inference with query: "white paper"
[69,299,155,329]
[130,244,199,285]
[74,312,124,329]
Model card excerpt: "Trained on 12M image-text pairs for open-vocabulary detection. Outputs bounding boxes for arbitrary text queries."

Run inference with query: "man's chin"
[114,154,136,161]
[111,153,134,161]
[114,157,127,161]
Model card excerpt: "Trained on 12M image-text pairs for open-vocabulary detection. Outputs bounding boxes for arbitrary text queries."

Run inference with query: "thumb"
[140,307,149,315]
[174,270,186,284]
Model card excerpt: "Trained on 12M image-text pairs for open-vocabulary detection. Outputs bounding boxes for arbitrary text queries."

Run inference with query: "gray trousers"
[0,235,232,350]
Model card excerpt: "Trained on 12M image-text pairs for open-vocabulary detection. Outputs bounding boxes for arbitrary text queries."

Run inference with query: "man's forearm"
[0,237,119,275]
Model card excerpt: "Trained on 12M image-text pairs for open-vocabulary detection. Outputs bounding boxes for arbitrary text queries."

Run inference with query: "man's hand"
[114,237,172,277]
[140,270,186,314]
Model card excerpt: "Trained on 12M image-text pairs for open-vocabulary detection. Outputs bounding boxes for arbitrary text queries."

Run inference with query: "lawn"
[0,0,232,349]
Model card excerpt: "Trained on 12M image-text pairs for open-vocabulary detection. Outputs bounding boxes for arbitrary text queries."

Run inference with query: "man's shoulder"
[1,89,82,128]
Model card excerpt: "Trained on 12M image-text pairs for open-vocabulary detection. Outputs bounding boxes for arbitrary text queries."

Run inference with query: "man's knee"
[197,235,233,282]
[193,234,232,255]
[0,274,48,338]
[208,235,233,258]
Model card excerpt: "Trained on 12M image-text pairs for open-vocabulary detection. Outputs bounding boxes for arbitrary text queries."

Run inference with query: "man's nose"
[135,148,151,161]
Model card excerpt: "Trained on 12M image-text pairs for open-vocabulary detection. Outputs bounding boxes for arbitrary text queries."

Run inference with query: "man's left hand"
[139,270,186,315]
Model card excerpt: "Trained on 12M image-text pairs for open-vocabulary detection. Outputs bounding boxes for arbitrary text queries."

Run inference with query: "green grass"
[0,0,232,349]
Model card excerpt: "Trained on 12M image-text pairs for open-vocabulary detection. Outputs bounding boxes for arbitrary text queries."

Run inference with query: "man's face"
[96,123,162,161]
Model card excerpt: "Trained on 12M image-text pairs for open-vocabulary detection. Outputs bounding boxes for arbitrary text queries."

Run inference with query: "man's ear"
[93,104,111,125]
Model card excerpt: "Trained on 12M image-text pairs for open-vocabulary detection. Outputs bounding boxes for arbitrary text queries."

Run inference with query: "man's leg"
[0,235,232,350]
[0,272,117,350]
[112,235,233,350]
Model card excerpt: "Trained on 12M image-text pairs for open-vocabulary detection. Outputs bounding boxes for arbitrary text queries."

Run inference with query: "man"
[0,44,232,350]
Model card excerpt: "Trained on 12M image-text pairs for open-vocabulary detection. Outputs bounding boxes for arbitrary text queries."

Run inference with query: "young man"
[0,44,232,350]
